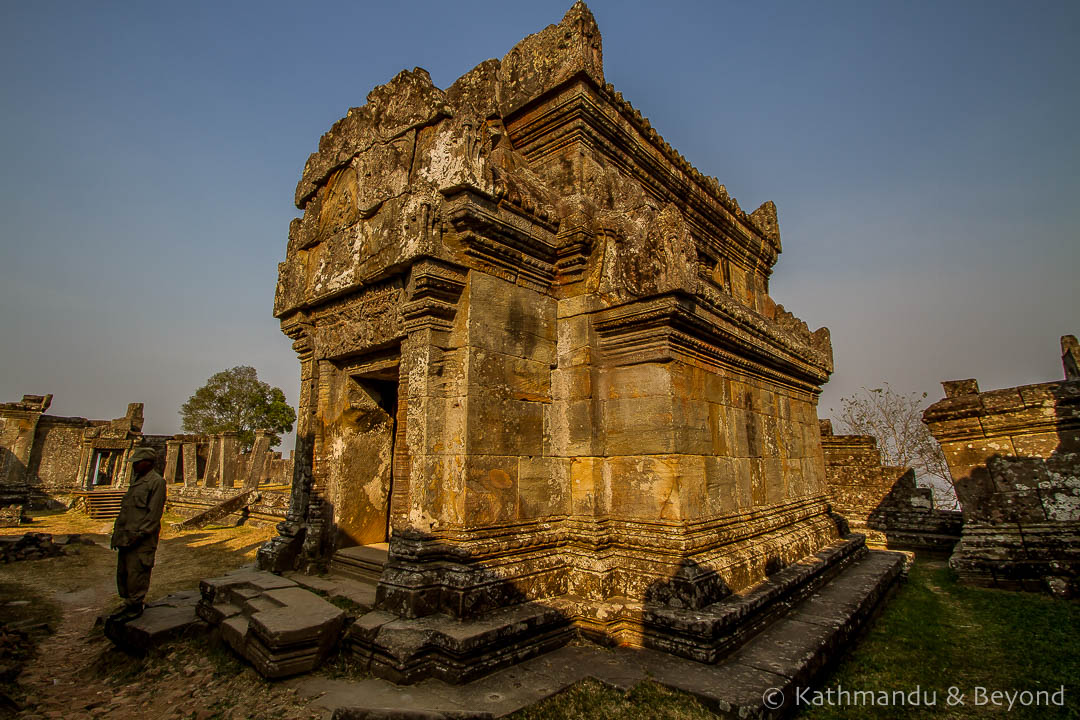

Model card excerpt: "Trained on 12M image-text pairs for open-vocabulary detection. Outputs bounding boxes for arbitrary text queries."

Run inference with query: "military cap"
[125,447,157,464]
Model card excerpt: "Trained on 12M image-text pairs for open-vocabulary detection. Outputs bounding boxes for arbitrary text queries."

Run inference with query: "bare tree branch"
[832,384,956,510]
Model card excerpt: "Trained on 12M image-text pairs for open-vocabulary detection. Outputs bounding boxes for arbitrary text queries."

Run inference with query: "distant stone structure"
[820,420,962,554]
[923,335,1080,596]
[258,2,903,684]
[0,395,168,513]
[0,394,292,525]
[164,431,294,527]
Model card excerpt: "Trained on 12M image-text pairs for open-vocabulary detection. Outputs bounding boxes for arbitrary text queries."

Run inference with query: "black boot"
[116,602,144,622]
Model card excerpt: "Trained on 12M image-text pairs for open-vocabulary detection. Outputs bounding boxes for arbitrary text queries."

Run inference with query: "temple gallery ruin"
[2,2,1077,713]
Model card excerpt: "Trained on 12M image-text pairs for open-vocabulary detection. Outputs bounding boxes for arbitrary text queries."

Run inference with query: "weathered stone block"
[466,394,543,456]
[570,457,602,515]
[464,455,519,526]
[544,398,598,456]
[518,457,570,518]
[602,396,676,455]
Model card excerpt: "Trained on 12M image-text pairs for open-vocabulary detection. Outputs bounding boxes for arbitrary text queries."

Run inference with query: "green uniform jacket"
[110,469,166,550]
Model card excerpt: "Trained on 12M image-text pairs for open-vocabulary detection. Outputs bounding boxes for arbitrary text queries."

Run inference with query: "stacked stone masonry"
[922,335,1080,596]
[256,2,898,683]
[819,420,961,555]
[197,569,345,678]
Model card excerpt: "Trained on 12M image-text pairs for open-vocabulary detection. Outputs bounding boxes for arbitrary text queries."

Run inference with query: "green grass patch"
[508,678,714,720]
[798,562,1080,719]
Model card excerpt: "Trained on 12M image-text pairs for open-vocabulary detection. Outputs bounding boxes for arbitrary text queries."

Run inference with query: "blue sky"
[1,1,1077,445]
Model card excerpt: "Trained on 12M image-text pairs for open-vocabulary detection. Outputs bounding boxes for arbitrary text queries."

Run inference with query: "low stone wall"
[167,485,290,528]
[820,420,962,555]
[922,335,1080,596]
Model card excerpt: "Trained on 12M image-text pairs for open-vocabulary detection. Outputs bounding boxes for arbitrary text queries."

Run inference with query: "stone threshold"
[294,548,905,718]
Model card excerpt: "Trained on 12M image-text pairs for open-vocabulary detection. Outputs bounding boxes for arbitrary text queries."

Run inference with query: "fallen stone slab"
[198,568,345,678]
[285,572,378,612]
[172,489,260,531]
[105,589,205,653]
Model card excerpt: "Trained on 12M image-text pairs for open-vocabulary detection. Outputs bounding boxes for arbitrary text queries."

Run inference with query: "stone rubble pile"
[0,532,93,563]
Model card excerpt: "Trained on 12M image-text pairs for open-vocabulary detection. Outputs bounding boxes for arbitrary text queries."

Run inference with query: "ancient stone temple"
[923,335,1080,596]
[260,2,896,682]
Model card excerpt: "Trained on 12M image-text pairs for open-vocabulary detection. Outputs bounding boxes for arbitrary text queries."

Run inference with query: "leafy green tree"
[180,366,296,450]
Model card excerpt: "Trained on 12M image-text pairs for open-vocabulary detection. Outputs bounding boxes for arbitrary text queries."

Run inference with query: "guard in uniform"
[109,446,166,621]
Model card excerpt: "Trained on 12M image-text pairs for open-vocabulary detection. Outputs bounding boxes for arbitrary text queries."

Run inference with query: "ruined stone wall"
[820,420,961,554]
[1,395,53,513]
[26,416,91,504]
[922,335,1080,595]
[1,396,176,508]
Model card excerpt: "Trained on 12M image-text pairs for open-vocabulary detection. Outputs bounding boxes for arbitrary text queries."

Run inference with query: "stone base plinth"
[348,535,875,684]
[949,521,1080,597]
[198,568,346,678]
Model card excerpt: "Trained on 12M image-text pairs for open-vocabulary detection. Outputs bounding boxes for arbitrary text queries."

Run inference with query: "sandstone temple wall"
[256,2,866,680]
[923,335,1080,596]
[819,420,961,555]
[0,395,169,514]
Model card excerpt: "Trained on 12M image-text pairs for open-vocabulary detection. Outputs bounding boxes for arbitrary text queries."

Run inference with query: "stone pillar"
[204,435,221,487]
[75,443,93,491]
[163,439,181,484]
[246,430,272,488]
[220,432,240,488]
[1063,334,1079,382]
[117,447,133,488]
[182,442,198,487]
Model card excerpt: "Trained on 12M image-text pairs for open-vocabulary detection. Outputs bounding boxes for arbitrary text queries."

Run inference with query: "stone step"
[642,549,905,718]
[76,490,128,520]
[285,572,378,613]
[330,543,388,584]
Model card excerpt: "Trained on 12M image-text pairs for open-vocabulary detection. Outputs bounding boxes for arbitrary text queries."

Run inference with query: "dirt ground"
[0,510,323,720]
